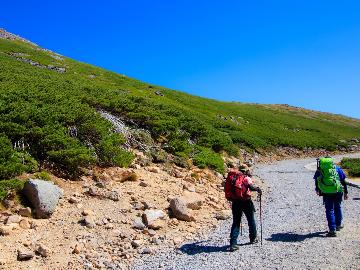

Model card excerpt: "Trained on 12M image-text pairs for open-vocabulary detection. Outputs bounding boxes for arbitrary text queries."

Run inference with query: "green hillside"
[0,32,359,178]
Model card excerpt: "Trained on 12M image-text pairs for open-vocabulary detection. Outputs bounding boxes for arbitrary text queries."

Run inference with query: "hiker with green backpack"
[314,157,348,237]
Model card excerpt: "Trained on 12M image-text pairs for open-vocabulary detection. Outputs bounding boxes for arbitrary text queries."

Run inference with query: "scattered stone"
[23,179,63,219]
[81,217,96,228]
[82,209,94,216]
[36,243,50,257]
[140,247,154,254]
[107,190,120,201]
[19,219,31,229]
[148,219,166,230]
[69,196,81,204]
[215,210,232,220]
[18,207,32,217]
[183,183,196,192]
[169,198,195,222]
[142,201,154,210]
[174,170,184,178]
[73,243,84,254]
[131,239,142,248]
[132,202,145,210]
[17,249,34,261]
[142,209,166,227]
[133,217,146,230]
[148,167,160,174]
[143,229,157,237]
[139,181,148,187]
[173,236,182,245]
[5,215,21,224]
[0,226,12,236]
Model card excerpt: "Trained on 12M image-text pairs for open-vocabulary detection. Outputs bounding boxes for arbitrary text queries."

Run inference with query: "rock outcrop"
[23,179,63,219]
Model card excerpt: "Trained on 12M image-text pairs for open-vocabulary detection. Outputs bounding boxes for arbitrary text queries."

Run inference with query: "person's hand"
[344,194,349,200]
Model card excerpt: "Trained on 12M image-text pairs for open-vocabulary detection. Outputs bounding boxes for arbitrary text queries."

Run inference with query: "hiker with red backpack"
[225,164,262,251]
[314,157,348,237]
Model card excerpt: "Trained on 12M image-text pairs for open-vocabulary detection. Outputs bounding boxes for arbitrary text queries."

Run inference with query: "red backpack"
[225,171,250,201]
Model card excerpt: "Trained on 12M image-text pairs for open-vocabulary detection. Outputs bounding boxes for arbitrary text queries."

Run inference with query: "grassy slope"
[0,37,360,178]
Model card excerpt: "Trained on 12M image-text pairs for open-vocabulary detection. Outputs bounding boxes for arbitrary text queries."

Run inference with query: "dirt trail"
[132,153,360,270]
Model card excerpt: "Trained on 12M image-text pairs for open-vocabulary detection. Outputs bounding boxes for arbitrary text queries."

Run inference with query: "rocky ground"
[132,153,360,270]
[0,153,247,270]
[1,152,359,270]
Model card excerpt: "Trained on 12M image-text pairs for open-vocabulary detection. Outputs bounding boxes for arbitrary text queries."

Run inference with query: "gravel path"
[132,154,360,270]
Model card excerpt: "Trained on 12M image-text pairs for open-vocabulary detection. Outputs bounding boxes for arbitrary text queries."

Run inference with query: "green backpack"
[316,157,343,194]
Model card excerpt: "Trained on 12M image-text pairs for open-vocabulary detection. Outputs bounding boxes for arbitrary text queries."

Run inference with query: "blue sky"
[2,1,360,118]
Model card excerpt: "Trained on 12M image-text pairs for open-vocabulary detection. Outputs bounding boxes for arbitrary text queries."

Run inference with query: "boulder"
[142,209,165,227]
[181,191,204,210]
[169,198,195,222]
[23,179,63,219]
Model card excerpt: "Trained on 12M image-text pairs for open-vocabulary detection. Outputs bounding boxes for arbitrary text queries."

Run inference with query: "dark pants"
[230,199,257,245]
[323,193,343,232]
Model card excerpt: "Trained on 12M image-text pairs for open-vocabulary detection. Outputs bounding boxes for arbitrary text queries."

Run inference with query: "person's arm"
[337,167,348,199]
[247,177,262,194]
[249,184,262,194]
[314,170,321,195]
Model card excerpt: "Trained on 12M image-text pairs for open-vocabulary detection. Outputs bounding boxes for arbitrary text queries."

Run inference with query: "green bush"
[33,171,52,181]
[96,134,135,167]
[0,179,25,201]
[0,135,38,179]
[340,158,360,177]
[193,147,225,174]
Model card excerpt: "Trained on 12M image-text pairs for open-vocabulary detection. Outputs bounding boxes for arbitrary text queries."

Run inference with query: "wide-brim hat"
[239,164,250,173]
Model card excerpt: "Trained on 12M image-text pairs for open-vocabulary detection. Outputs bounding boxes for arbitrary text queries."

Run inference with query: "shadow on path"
[179,241,255,255]
[266,231,327,242]
[179,241,230,255]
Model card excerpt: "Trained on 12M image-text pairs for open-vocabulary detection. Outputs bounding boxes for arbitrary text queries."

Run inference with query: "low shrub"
[193,147,225,174]
[340,158,360,177]
[33,171,52,181]
[0,179,25,201]
[96,134,135,167]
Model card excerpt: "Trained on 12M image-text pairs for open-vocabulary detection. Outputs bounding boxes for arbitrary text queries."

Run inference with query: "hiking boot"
[250,238,259,244]
[336,225,344,231]
[326,231,337,237]
[229,245,239,252]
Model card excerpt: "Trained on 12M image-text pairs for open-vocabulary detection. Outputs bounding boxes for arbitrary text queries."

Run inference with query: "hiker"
[225,164,262,251]
[314,157,348,237]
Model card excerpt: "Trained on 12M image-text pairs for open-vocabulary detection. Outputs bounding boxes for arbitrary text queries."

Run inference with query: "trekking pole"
[259,193,263,246]
[345,180,360,189]
[240,220,243,236]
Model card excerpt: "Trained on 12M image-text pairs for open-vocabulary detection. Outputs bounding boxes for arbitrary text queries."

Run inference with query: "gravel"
[132,154,360,270]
